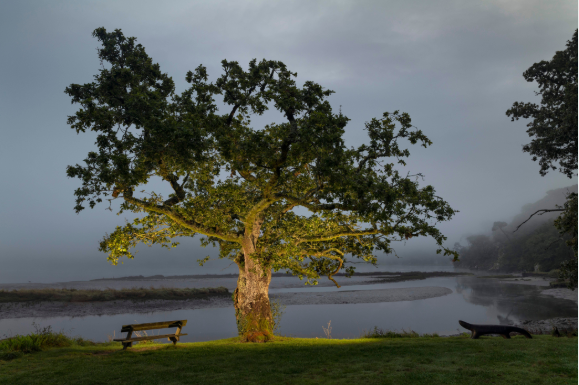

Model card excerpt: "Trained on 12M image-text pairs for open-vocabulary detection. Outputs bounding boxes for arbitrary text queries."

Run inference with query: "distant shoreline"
[87,270,472,282]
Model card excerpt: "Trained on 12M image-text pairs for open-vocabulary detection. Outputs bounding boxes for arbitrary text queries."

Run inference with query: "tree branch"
[122,190,241,243]
[307,248,344,288]
[244,196,280,234]
[513,208,564,232]
[236,168,257,182]
[157,157,186,206]
[297,229,379,243]
[274,193,351,212]
[226,103,240,126]
[544,237,565,251]
[357,151,389,172]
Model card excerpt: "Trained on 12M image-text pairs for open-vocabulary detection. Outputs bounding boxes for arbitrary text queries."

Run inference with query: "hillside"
[454,185,577,272]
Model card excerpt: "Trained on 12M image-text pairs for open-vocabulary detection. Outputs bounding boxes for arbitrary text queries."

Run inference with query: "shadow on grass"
[2,334,577,385]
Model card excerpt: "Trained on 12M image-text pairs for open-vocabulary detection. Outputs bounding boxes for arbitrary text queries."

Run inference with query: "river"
[0,267,576,342]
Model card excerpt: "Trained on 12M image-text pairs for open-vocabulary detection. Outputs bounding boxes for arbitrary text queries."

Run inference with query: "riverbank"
[0,286,453,319]
[0,335,576,385]
[514,317,578,334]
[489,274,578,304]
[0,271,472,292]
[0,287,230,303]
[541,288,578,304]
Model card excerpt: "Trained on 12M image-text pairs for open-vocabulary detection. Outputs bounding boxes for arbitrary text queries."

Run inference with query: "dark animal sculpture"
[459,320,532,339]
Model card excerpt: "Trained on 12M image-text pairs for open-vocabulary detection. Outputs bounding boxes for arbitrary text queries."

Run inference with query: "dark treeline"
[454,185,577,273]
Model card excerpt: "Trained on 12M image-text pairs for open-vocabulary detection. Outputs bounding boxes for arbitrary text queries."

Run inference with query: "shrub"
[270,299,286,335]
[0,323,95,361]
[548,269,561,278]
[361,327,421,339]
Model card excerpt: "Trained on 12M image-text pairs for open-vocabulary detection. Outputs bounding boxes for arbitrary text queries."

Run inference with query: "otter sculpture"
[459,320,532,339]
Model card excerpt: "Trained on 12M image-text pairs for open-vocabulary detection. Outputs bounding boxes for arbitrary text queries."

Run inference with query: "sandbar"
[0,286,452,319]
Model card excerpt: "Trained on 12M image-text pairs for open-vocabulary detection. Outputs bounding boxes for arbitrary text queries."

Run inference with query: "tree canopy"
[66,28,457,340]
[506,29,578,289]
[506,30,577,178]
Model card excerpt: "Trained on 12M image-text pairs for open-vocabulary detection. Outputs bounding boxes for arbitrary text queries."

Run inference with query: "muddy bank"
[0,287,230,303]
[540,288,578,305]
[0,286,452,319]
[0,271,472,292]
[0,296,233,319]
[515,317,578,334]
[0,275,375,292]
[497,276,553,286]
[271,287,452,306]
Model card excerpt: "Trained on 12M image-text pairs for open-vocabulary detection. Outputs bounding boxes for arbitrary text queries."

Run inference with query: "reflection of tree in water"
[455,276,577,322]
[496,308,514,325]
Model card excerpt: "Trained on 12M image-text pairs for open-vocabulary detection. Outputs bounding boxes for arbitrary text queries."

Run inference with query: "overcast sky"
[0,0,577,283]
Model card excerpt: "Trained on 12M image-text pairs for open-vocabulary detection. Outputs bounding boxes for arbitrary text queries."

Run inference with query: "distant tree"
[491,221,510,241]
[456,222,571,273]
[454,235,499,271]
[66,28,457,340]
[506,30,578,289]
[503,221,572,273]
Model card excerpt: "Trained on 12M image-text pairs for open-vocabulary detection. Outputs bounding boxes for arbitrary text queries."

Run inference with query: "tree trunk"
[232,222,273,342]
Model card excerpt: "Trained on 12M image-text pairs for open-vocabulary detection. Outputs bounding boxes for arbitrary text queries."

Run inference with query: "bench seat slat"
[114,333,188,343]
[120,320,187,332]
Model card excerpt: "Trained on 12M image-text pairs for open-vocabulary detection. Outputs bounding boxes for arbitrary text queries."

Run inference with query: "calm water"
[0,273,576,342]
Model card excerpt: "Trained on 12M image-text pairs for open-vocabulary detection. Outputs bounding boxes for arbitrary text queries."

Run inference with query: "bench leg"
[168,326,182,346]
[122,330,133,350]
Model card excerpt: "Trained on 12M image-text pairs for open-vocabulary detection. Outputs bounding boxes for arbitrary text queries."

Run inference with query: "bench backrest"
[121,320,187,333]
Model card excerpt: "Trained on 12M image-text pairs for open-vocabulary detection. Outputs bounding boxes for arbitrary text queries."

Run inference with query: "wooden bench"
[114,320,188,349]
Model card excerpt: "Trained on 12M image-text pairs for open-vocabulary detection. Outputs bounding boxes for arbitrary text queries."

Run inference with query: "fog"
[0,1,576,283]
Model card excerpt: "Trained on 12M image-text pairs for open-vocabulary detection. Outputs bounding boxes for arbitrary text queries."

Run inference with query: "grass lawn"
[0,335,576,385]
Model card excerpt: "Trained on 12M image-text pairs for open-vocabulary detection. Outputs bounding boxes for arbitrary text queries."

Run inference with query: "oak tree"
[66,28,458,340]
[506,30,577,178]
[507,30,578,289]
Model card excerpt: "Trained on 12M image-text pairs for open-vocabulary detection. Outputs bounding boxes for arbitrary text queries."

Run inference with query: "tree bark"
[232,220,273,342]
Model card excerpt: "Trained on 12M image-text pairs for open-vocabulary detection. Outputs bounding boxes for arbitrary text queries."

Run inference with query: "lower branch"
[307,249,344,288]
[514,209,564,232]
[122,191,241,243]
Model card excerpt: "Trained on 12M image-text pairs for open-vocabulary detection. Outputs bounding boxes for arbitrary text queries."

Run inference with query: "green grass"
[0,334,576,385]
[0,287,229,303]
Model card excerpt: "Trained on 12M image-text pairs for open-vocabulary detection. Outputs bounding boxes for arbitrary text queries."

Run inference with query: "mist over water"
[1,231,454,283]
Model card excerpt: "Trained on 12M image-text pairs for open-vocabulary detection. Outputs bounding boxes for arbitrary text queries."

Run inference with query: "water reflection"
[454,276,575,324]
[0,274,575,342]
[0,308,238,344]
